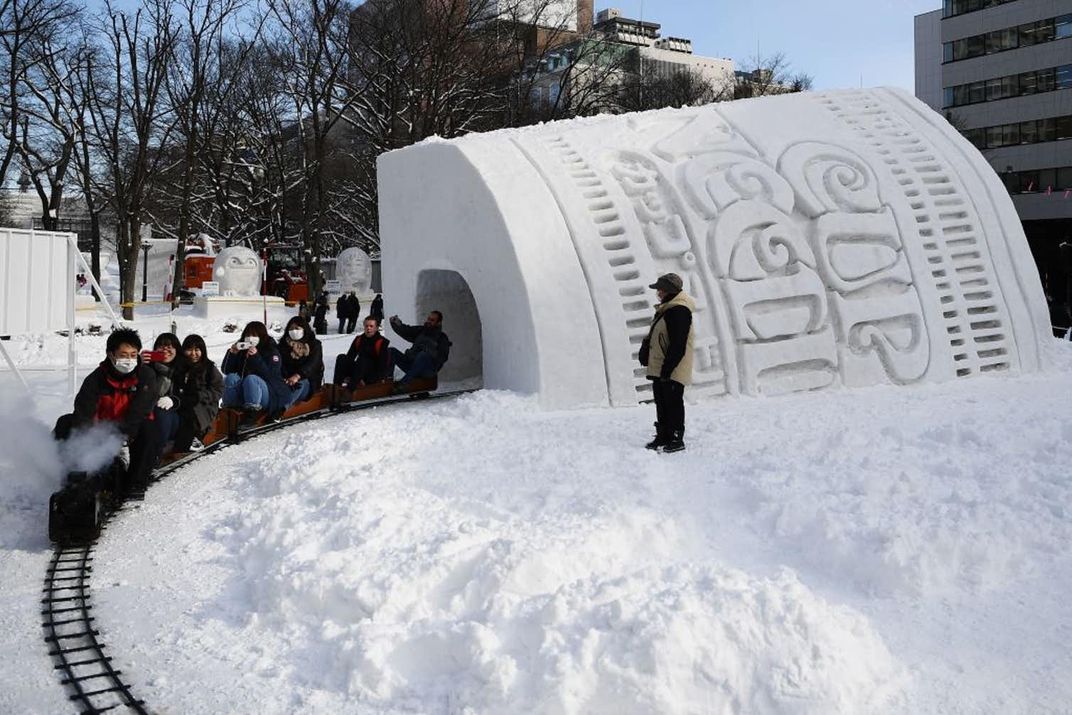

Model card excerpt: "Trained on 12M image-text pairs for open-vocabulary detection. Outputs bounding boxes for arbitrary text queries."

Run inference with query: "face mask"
[113,357,138,374]
[288,329,304,341]
[246,336,260,347]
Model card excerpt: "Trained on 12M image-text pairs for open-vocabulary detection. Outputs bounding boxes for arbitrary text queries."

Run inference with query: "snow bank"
[379,88,1051,409]
[192,394,906,713]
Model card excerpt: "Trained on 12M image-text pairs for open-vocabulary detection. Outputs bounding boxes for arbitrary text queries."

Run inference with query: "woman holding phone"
[145,332,185,448]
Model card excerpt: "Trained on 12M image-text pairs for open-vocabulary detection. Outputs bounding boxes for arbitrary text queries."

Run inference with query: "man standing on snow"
[639,273,694,453]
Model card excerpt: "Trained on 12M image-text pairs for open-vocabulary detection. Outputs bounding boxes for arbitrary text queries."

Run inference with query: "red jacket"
[72,360,157,439]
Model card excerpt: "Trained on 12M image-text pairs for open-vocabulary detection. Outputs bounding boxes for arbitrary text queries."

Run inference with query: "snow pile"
[216,417,904,712]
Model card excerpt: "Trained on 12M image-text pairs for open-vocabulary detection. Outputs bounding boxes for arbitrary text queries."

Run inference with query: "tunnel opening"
[414,269,483,387]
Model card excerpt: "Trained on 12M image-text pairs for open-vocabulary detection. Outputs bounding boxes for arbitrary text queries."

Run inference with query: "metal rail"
[42,387,477,713]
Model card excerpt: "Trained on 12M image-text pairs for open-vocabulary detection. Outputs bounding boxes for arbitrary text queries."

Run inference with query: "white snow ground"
[1,306,1071,714]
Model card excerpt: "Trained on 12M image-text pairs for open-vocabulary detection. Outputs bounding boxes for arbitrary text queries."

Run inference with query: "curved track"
[41,387,475,713]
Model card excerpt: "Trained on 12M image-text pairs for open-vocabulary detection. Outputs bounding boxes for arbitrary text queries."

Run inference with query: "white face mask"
[113,357,138,374]
[288,329,304,341]
[246,336,260,347]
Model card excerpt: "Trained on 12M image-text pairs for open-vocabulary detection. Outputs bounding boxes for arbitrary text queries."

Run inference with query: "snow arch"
[378,88,1052,409]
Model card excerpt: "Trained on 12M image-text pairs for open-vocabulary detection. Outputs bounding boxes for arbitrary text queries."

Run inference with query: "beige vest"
[645,291,695,385]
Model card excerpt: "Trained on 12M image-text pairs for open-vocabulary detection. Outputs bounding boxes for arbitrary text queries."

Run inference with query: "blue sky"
[601,0,941,91]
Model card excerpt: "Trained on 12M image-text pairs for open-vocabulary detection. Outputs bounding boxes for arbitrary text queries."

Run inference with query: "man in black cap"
[638,273,694,452]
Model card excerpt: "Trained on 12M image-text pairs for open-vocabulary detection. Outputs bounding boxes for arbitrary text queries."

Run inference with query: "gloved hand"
[157,396,174,410]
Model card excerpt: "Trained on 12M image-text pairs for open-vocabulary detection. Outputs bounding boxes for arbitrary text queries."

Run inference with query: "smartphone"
[141,350,167,362]
[235,341,253,351]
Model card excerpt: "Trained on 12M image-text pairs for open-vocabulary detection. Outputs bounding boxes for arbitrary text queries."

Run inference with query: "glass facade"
[944,64,1072,107]
[943,0,1018,19]
[943,15,1071,63]
[962,115,1072,149]
[1000,166,1072,194]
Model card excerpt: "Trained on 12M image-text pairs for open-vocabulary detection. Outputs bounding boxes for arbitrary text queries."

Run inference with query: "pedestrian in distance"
[388,311,451,389]
[639,273,694,453]
[297,300,311,323]
[53,328,159,494]
[345,292,361,333]
[336,293,348,334]
[171,334,224,452]
[333,316,391,389]
[313,290,329,335]
[370,293,384,324]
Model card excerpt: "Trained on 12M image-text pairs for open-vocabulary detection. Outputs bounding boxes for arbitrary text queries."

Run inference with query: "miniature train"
[47,377,438,545]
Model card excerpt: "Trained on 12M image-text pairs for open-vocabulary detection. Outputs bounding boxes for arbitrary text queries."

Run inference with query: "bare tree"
[16,4,85,232]
[0,0,77,187]
[733,52,812,99]
[161,0,254,306]
[85,0,178,319]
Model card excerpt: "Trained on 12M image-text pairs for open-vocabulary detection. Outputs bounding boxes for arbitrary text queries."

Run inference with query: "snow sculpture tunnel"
[378,88,1052,409]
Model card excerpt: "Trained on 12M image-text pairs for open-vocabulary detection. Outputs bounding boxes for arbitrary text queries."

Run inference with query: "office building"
[915,0,1072,331]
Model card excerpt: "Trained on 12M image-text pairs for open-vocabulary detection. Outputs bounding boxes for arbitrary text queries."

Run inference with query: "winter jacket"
[281,334,325,390]
[150,358,184,401]
[644,290,694,385]
[391,319,451,369]
[345,333,391,382]
[174,361,224,435]
[370,296,384,321]
[71,360,158,439]
[221,339,291,412]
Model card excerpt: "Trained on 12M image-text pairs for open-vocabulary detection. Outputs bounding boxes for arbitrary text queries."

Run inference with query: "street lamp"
[141,243,152,302]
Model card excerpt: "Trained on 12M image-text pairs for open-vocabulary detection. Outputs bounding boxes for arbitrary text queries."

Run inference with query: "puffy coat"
[72,360,158,439]
[174,361,224,435]
[644,290,695,385]
[221,339,292,412]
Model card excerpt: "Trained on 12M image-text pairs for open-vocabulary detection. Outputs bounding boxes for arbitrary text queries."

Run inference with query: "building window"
[944,65,1072,107]
[944,0,1019,20]
[961,114,1072,149]
[943,14,1070,64]
[1000,166,1072,194]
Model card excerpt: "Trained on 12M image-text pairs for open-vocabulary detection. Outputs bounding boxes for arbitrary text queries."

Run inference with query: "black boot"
[645,422,669,450]
[662,429,685,453]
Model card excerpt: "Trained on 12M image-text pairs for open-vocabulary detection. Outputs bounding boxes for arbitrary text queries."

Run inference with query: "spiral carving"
[710,201,814,281]
[683,152,795,219]
[777,142,881,218]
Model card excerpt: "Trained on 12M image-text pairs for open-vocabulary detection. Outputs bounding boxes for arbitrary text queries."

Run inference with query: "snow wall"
[378,88,1052,409]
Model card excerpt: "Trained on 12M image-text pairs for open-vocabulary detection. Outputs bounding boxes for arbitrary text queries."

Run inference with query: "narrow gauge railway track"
[42,384,477,714]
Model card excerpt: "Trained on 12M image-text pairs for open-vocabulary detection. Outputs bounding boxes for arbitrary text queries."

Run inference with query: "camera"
[235,341,253,351]
[141,350,167,362]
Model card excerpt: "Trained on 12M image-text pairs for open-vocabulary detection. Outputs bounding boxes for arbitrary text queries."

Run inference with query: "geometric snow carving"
[377,88,1052,409]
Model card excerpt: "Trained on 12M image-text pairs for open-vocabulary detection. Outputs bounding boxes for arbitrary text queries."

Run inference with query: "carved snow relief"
[377,88,1050,408]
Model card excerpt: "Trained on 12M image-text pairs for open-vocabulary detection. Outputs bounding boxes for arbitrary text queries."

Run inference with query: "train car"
[48,377,439,545]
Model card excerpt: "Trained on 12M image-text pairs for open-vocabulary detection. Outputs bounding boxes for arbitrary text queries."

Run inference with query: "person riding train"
[280,316,324,403]
[170,334,224,452]
[53,328,159,494]
[333,316,391,390]
[388,311,451,388]
[221,321,293,420]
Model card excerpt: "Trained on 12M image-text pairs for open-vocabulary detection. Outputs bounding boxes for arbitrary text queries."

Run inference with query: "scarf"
[286,337,311,361]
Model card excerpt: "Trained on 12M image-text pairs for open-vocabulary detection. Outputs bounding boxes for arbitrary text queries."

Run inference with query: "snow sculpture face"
[213,246,261,297]
[336,247,372,294]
